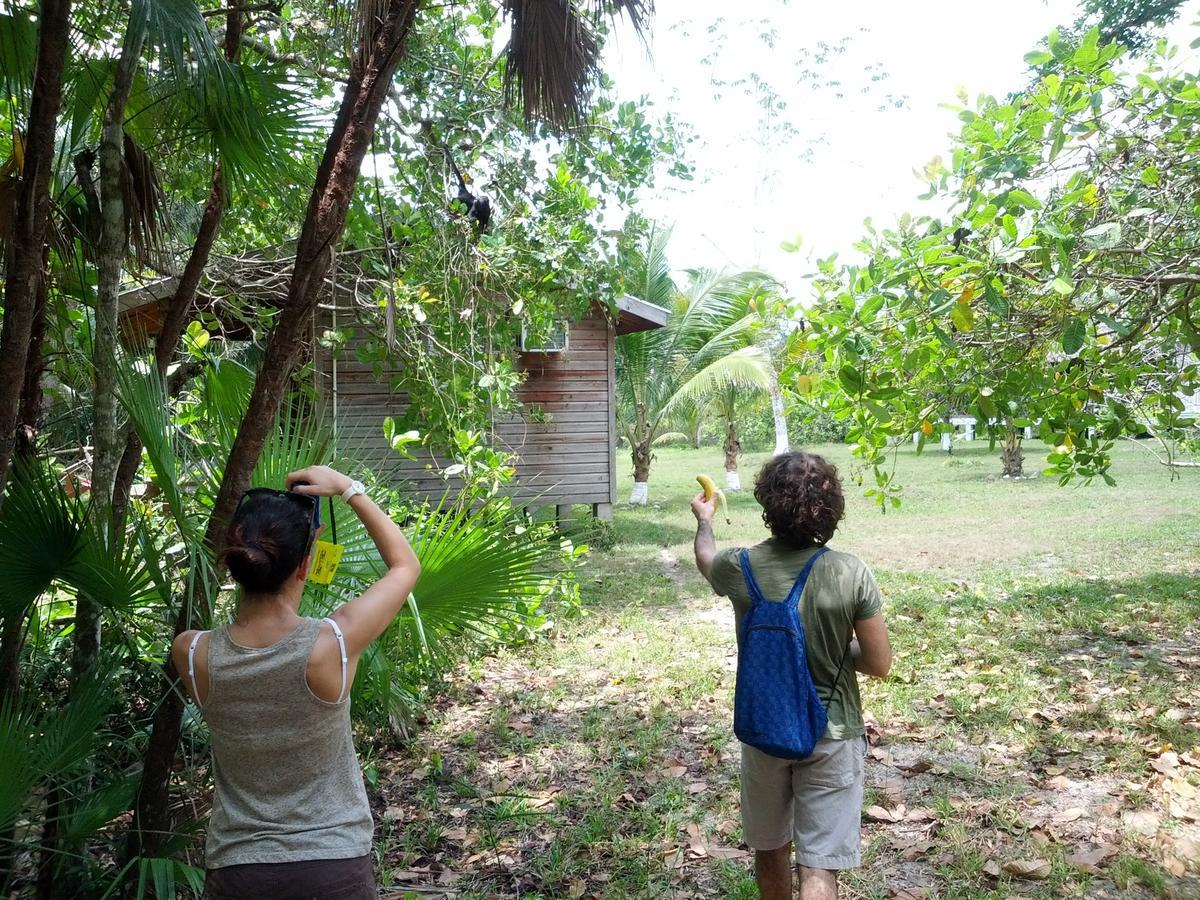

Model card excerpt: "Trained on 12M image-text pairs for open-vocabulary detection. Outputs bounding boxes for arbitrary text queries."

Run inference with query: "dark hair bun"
[221,496,313,595]
[224,540,275,592]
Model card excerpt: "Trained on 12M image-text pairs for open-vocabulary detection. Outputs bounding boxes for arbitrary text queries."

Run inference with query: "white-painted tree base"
[725,470,742,491]
[629,481,649,505]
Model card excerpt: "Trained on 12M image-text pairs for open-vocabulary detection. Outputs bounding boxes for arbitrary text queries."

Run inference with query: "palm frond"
[65,517,164,614]
[137,0,308,187]
[63,774,137,842]
[0,10,38,106]
[662,345,773,417]
[0,693,40,830]
[581,0,651,37]
[503,0,599,128]
[121,132,168,263]
[0,458,86,621]
[651,431,689,446]
[115,358,188,529]
[0,670,115,830]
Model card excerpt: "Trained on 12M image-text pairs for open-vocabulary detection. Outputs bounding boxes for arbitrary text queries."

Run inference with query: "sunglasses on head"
[236,483,329,552]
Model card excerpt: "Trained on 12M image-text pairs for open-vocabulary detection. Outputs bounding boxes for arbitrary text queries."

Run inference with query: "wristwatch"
[341,479,366,503]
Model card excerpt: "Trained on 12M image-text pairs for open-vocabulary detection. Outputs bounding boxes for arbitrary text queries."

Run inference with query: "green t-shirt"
[710,539,884,741]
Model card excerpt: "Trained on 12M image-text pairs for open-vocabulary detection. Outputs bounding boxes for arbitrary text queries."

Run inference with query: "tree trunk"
[691,416,701,449]
[723,417,742,490]
[769,377,789,455]
[630,439,651,504]
[0,0,72,500]
[68,19,148,835]
[14,256,50,459]
[127,0,421,862]
[1001,427,1024,478]
[0,252,49,706]
[91,1,148,521]
[0,2,73,875]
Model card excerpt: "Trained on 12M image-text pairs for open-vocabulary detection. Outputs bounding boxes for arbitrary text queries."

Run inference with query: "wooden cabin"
[117,278,667,520]
[316,296,667,520]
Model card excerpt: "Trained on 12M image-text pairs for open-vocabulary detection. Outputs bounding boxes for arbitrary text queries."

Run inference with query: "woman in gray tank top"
[172,466,421,900]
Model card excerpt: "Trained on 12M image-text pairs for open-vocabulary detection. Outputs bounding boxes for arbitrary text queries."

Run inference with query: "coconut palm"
[616,227,774,504]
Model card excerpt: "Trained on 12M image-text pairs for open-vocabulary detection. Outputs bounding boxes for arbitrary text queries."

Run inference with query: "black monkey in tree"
[420,121,492,233]
[446,150,491,233]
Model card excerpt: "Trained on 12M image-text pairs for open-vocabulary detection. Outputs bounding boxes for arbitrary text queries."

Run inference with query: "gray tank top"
[198,617,373,868]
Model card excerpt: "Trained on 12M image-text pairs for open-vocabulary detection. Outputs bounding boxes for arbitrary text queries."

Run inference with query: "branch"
[203,2,280,16]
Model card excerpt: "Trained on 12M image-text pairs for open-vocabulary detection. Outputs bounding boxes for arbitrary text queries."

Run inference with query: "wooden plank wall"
[316,312,616,509]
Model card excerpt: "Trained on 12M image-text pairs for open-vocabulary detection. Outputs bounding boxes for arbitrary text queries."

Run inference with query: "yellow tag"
[308,541,344,584]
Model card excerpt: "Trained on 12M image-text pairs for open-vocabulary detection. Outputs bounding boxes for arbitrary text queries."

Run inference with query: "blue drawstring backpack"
[734,546,849,759]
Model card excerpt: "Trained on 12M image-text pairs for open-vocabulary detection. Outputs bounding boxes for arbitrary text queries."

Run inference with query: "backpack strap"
[784,546,830,606]
[824,641,853,707]
[738,549,769,605]
[785,546,845,705]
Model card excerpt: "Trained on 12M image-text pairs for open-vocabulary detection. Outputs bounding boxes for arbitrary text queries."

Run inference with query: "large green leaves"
[793,23,1200,498]
[0,672,115,831]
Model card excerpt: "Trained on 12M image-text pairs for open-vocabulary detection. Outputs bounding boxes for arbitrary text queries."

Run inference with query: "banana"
[695,474,731,525]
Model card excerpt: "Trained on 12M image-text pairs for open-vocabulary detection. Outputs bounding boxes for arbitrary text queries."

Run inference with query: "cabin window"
[520,321,569,353]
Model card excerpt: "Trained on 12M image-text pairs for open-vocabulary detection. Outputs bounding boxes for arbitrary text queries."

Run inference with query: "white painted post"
[725,470,742,491]
[941,433,952,453]
[629,482,649,505]
[1024,426,1034,441]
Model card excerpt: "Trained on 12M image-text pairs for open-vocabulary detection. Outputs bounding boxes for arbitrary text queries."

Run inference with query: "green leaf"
[984,282,1009,318]
[1062,317,1086,355]
[838,364,865,396]
[928,288,955,315]
[859,294,885,320]
[1024,50,1053,66]
[1005,188,1042,210]
[951,302,975,333]
[1051,277,1075,296]
[1141,166,1160,186]
[1082,222,1122,249]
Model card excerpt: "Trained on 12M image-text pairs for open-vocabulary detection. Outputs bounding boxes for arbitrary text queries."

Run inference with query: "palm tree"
[616,228,773,504]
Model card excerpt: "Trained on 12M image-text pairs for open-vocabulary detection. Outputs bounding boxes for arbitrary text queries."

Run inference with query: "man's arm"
[849,614,892,678]
[691,492,718,584]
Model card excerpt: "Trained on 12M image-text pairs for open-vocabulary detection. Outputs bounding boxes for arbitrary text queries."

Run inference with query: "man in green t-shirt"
[692,451,892,900]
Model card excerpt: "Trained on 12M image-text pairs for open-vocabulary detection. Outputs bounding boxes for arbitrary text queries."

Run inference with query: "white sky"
[603,0,1200,295]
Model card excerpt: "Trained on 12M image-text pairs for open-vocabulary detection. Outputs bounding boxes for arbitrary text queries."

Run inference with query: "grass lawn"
[375,441,1200,899]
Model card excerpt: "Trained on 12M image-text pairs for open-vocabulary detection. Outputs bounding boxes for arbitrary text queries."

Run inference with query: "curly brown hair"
[753,452,845,549]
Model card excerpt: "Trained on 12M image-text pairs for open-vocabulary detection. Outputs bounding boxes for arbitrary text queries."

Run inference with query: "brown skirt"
[202,854,378,900]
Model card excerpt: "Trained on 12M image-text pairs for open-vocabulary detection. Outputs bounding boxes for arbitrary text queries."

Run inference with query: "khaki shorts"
[740,737,866,869]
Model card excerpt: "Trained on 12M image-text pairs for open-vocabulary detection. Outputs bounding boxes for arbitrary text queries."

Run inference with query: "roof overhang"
[614,294,669,335]
[119,276,178,314]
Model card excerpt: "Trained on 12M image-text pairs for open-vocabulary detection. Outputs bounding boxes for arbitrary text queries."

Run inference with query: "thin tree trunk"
[0,5,72,876]
[34,785,61,900]
[128,0,420,862]
[630,438,651,504]
[69,0,147,765]
[0,1,74,890]
[769,377,788,455]
[691,417,701,449]
[15,255,50,459]
[91,1,148,521]
[0,253,49,709]
[0,0,72,500]
[1001,426,1024,478]
[723,417,742,490]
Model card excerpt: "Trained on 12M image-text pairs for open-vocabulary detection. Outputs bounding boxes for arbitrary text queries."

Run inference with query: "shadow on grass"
[858,569,1200,898]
